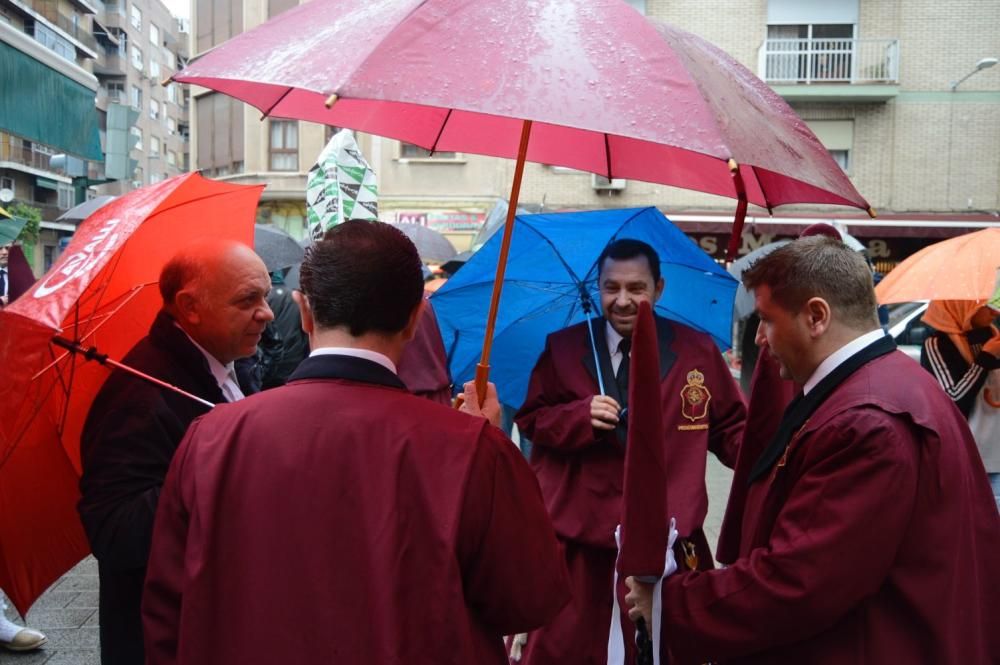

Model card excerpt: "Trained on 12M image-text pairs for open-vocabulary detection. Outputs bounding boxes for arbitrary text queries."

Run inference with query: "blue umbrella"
[431,207,738,408]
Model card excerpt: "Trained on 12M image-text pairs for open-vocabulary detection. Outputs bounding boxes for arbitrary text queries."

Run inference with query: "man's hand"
[590,395,621,430]
[625,576,654,626]
[459,380,502,428]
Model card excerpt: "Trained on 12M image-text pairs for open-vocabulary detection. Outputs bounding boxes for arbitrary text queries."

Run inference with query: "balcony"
[759,38,900,102]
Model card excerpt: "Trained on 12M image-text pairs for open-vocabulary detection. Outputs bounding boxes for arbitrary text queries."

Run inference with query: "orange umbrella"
[875,228,1000,304]
[0,173,264,616]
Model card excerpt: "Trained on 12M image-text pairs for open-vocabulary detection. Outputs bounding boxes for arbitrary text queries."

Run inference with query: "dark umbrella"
[440,250,473,277]
[254,224,305,272]
[55,195,116,223]
[387,223,457,263]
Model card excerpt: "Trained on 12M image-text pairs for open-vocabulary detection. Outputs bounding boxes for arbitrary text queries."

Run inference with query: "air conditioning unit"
[592,174,626,191]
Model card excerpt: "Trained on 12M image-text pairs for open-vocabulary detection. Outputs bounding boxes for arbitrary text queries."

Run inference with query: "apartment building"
[0,0,103,268]
[92,0,190,196]
[0,0,190,272]
[190,0,1000,265]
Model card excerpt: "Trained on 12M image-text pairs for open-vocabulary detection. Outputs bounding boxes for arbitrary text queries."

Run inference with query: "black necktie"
[615,337,631,406]
[0,268,6,299]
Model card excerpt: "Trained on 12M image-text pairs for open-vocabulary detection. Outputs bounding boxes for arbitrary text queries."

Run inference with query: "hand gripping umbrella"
[0,173,264,616]
[172,0,872,402]
[607,301,676,665]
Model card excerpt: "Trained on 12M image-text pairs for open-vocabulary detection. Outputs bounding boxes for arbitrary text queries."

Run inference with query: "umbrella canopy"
[387,222,457,263]
[174,0,868,215]
[0,215,26,245]
[254,223,305,272]
[875,228,1000,304]
[431,207,737,407]
[0,173,264,615]
[55,195,116,223]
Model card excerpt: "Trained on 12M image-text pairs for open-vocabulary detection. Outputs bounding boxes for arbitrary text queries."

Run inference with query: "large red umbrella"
[173,0,872,397]
[0,173,264,615]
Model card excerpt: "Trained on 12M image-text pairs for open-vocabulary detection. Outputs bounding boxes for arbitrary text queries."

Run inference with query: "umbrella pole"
[473,119,533,406]
[725,159,748,264]
[52,337,216,409]
[580,289,607,396]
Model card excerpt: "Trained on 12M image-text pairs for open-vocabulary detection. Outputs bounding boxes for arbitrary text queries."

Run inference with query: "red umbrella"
[0,173,264,616]
[173,0,872,398]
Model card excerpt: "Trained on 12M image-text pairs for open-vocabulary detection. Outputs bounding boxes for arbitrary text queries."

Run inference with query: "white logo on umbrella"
[33,218,122,298]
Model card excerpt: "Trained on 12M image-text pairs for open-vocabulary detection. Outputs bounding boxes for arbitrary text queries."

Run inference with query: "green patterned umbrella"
[306,129,378,239]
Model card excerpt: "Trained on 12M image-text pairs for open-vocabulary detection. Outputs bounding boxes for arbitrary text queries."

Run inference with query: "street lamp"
[950,57,999,91]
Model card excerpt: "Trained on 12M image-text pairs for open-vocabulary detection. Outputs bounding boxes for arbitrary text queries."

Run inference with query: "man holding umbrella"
[515,238,746,665]
[78,239,273,664]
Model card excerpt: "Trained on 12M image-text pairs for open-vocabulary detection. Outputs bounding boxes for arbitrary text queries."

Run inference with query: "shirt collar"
[803,328,887,395]
[605,320,625,357]
[310,347,397,375]
[174,323,235,390]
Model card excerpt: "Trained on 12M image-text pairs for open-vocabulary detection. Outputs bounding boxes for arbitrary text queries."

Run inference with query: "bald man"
[79,240,273,665]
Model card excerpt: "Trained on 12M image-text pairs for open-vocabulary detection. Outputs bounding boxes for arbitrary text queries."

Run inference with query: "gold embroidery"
[678,424,709,431]
[680,368,712,422]
[681,539,699,570]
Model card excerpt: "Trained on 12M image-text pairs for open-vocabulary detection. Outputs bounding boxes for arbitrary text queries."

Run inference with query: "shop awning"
[0,41,103,161]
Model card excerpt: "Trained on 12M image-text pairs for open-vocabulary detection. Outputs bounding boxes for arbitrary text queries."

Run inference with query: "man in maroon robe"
[514,239,746,665]
[626,236,1000,664]
[142,221,570,665]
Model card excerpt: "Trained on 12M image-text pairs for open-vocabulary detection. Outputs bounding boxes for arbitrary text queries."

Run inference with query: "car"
[886,301,931,362]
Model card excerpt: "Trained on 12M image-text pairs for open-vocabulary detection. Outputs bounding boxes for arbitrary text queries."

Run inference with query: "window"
[130,126,143,151]
[167,117,176,134]
[805,119,853,173]
[0,176,13,192]
[130,85,142,110]
[149,99,159,119]
[149,23,159,46]
[166,83,177,104]
[131,44,143,71]
[149,59,160,79]
[150,136,160,156]
[130,4,142,30]
[150,172,163,184]
[57,183,74,210]
[399,142,457,160]
[114,28,127,57]
[167,150,177,166]
[133,165,143,184]
[164,50,175,70]
[107,81,125,103]
[269,120,298,171]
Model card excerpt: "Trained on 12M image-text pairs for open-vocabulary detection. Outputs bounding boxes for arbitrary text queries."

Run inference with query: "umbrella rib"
[749,165,775,214]
[581,208,648,284]
[259,87,294,120]
[604,133,613,179]
[428,108,453,156]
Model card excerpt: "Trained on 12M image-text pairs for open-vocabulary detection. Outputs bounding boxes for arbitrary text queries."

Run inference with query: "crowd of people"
[1,224,998,663]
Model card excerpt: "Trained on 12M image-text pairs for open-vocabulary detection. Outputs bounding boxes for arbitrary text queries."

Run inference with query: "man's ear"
[292,290,314,336]
[804,297,832,337]
[401,298,426,343]
[654,277,665,302]
[173,290,200,326]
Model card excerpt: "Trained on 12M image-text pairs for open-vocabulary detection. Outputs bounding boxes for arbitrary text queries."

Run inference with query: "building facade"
[189,0,1000,265]
[0,0,189,273]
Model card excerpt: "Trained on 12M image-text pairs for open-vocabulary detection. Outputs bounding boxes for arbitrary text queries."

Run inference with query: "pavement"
[1,457,735,664]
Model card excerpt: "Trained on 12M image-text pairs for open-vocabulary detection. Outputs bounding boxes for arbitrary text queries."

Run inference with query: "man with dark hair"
[626,236,1000,664]
[142,220,570,665]
[79,239,273,664]
[514,238,746,665]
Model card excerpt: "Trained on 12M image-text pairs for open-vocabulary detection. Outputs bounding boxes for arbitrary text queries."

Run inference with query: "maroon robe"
[398,298,452,405]
[143,354,570,665]
[659,350,1000,664]
[515,317,746,665]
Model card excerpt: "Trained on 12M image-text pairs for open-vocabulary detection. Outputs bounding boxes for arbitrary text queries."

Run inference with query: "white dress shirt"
[176,325,246,402]
[803,328,888,396]
[310,347,398,375]
[606,322,627,374]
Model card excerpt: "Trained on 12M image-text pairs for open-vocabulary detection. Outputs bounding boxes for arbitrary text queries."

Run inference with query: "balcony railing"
[0,132,56,171]
[759,38,899,84]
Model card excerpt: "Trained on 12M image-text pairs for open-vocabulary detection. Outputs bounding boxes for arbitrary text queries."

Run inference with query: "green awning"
[0,41,103,161]
[0,217,27,245]
[35,177,58,190]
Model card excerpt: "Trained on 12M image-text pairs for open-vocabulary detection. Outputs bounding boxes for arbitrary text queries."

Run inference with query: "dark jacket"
[920,326,1000,417]
[78,310,227,664]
